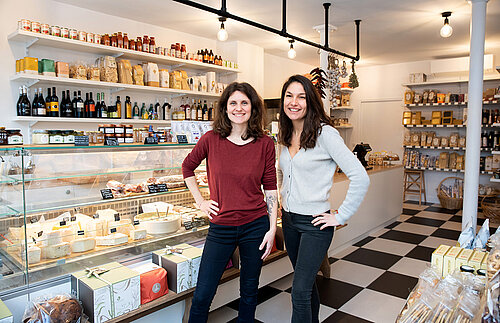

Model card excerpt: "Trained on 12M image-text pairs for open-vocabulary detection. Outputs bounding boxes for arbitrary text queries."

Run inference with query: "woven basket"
[481,194,500,223]
[437,176,463,210]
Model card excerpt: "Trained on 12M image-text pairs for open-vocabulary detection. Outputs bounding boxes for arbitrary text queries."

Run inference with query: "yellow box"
[23,57,38,74]
[480,253,488,271]
[431,245,451,277]
[468,250,487,271]
[443,246,462,276]
[455,248,474,271]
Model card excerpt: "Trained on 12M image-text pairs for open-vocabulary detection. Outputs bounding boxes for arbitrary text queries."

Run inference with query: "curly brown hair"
[213,82,266,140]
[278,74,334,149]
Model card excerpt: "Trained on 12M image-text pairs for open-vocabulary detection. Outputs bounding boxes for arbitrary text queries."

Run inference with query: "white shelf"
[403,145,464,150]
[492,150,500,155]
[11,74,221,98]
[15,116,173,125]
[331,107,354,111]
[340,88,354,93]
[405,166,494,175]
[405,101,499,108]
[8,30,239,74]
[402,75,500,87]
[335,125,353,129]
[404,124,465,128]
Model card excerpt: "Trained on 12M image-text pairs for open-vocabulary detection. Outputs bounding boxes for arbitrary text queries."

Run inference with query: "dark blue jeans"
[189,215,269,323]
[282,209,335,323]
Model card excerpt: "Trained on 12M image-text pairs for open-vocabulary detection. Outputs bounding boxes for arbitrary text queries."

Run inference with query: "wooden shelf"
[11,74,221,98]
[8,30,239,74]
[404,124,465,128]
[335,125,353,129]
[405,100,499,108]
[402,75,500,87]
[403,145,464,150]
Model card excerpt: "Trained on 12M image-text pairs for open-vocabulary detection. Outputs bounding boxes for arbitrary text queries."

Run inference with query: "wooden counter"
[334,164,403,183]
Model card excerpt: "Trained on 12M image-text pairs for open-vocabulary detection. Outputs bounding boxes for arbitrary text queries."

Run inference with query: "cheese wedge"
[41,242,70,259]
[96,233,128,246]
[107,219,133,236]
[40,231,63,247]
[130,229,147,240]
[86,218,107,237]
[21,245,41,264]
[70,237,96,253]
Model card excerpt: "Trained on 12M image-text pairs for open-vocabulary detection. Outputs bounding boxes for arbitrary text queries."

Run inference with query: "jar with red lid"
[51,26,61,37]
[19,19,31,31]
[86,32,94,43]
[78,31,87,42]
[94,34,101,44]
[31,21,41,33]
[129,39,135,51]
[41,24,50,34]
[69,29,78,40]
[123,33,129,49]
[170,44,176,56]
[136,37,142,51]
[142,36,149,52]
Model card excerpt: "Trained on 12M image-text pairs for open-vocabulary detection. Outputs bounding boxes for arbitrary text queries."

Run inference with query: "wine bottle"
[19,86,31,116]
[61,90,73,117]
[101,93,108,118]
[50,87,59,117]
[141,103,148,120]
[16,86,23,116]
[116,96,122,119]
[197,100,203,120]
[154,99,161,120]
[84,93,89,118]
[88,92,96,118]
[71,91,78,118]
[95,92,102,118]
[148,103,155,120]
[125,96,132,119]
[133,102,140,119]
[76,91,84,118]
[45,88,51,117]
[31,88,38,117]
[37,88,47,116]
[190,99,197,120]
[208,102,214,121]
[185,98,191,121]
[202,100,208,121]
[60,90,66,117]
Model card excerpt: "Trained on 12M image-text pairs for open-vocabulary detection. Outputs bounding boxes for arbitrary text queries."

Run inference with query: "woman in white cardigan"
[278,74,370,323]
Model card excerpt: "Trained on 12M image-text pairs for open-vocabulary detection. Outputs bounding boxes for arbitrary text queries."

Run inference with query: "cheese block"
[85,218,107,237]
[130,229,147,240]
[8,227,22,241]
[58,227,76,243]
[96,233,128,246]
[107,219,133,235]
[21,245,41,264]
[40,230,63,247]
[70,237,96,253]
[41,242,70,259]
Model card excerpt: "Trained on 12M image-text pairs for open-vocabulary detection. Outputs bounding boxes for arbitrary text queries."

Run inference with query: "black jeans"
[189,215,269,323]
[282,209,335,323]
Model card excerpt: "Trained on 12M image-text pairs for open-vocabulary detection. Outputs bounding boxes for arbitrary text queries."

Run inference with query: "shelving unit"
[14,116,173,125]
[404,124,465,128]
[405,166,493,175]
[402,75,500,87]
[405,100,499,108]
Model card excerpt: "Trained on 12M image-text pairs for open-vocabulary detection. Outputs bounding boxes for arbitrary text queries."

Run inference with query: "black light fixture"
[172,0,361,61]
[217,17,228,41]
[440,11,453,38]
[288,39,296,59]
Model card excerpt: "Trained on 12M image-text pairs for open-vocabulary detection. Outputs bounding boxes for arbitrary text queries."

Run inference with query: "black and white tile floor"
[208,201,499,323]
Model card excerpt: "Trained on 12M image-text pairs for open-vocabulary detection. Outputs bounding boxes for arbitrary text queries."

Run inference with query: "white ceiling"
[55,0,500,67]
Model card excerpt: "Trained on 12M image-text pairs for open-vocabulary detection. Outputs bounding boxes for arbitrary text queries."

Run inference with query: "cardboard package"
[55,61,69,78]
[431,245,451,277]
[71,262,140,323]
[143,62,159,87]
[117,59,133,84]
[131,263,168,304]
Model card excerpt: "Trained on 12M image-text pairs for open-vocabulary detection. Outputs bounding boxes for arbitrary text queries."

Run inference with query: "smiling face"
[283,82,307,121]
[227,91,252,125]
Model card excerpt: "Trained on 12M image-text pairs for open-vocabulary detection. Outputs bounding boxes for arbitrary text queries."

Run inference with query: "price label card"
[77,230,85,236]
[144,137,159,145]
[70,215,77,222]
[60,220,66,226]
[105,138,119,146]
[100,189,114,200]
[176,134,188,144]
[110,228,117,233]
[148,184,158,193]
[133,220,140,226]
[156,183,168,192]
[114,214,120,222]
[74,135,89,146]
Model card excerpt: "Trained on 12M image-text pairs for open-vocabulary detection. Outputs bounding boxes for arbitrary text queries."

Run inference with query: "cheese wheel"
[96,233,128,246]
[41,242,70,259]
[70,237,96,253]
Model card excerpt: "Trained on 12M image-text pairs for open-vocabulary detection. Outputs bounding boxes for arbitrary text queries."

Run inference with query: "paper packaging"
[455,248,474,270]
[443,246,461,276]
[56,61,69,78]
[431,245,450,277]
[0,300,13,323]
[71,262,140,323]
[143,62,159,87]
[130,263,168,304]
[23,57,38,74]
[159,69,169,88]
[117,59,133,84]
[152,243,202,293]
[206,72,216,93]
[468,250,487,271]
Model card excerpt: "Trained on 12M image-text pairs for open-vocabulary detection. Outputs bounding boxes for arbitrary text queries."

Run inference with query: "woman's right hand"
[197,200,219,220]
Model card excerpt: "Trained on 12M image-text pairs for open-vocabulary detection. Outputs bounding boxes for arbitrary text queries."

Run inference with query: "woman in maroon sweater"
[182,82,278,323]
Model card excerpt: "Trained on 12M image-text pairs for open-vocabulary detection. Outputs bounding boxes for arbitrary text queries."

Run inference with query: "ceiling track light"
[173,0,361,62]
[288,39,296,59]
[217,16,228,41]
[440,11,453,38]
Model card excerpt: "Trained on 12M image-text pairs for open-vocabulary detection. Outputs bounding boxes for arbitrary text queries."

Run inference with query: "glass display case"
[0,143,209,294]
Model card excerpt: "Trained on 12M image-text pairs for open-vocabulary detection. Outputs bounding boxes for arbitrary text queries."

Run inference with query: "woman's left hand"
[311,211,341,230]
[259,229,276,260]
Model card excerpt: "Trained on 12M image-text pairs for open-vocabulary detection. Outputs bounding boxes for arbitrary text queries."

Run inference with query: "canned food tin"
[94,34,101,44]
[61,27,69,38]
[41,24,50,34]
[69,29,78,40]
[86,33,94,43]
[50,26,61,37]
[78,31,87,42]
[20,19,31,31]
[31,21,41,33]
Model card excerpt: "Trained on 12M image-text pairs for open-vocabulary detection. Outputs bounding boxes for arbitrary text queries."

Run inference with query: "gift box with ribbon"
[152,243,202,293]
[70,262,140,323]
[129,263,168,304]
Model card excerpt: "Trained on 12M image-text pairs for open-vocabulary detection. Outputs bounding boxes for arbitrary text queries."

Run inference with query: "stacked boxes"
[431,245,489,277]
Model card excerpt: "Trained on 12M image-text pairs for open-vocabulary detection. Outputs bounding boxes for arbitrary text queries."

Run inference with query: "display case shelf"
[8,30,239,74]
[11,74,222,98]
[335,125,353,129]
[14,116,173,125]
[340,88,354,93]
[402,75,500,87]
[331,107,353,111]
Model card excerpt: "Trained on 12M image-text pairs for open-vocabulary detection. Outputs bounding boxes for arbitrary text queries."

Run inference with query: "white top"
[279,125,370,224]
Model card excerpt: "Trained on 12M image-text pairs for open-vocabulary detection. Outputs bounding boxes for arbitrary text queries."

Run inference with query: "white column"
[463,0,488,233]
[313,24,337,114]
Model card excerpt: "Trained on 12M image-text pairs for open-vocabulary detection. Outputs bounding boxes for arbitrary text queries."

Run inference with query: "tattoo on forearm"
[266,194,277,216]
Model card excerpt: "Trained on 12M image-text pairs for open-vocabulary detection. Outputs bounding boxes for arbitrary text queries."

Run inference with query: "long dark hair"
[278,74,334,149]
[213,82,265,140]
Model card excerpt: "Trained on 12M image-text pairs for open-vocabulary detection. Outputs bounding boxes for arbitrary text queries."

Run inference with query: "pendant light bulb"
[440,12,453,38]
[217,17,228,41]
[288,40,296,59]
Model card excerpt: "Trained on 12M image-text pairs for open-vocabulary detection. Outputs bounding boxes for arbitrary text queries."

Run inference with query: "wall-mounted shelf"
[8,30,239,74]
[403,145,464,151]
[15,116,173,125]
[404,124,465,128]
[11,74,221,98]
[340,88,354,93]
[335,125,353,129]
[402,75,500,87]
[490,177,500,183]
[405,100,499,108]
[405,166,494,175]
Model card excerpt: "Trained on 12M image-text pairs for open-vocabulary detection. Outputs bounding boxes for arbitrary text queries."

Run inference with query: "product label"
[114,127,124,134]
[38,107,46,116]
[63,135,75,143]
[49,135,64,144]
[89,104,95,112]
[143,44,149,52]
[50,102,58,112]
[76,102,84,113]
[8,135,23,145]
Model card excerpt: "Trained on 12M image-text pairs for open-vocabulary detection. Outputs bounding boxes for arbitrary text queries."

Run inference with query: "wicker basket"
[437,176,463,210]
[481,194,500,223]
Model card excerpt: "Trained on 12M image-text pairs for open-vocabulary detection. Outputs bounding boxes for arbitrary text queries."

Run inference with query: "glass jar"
[7,129,23,145]
[95,131,105,145]
[114,125,125,135]
[0,127,8,145]
[63,130,75,143]
[125,133,134,143]
[121,124,133,135]
[115,133,125,144]
[32,130,49,145]
[48,130,64,144]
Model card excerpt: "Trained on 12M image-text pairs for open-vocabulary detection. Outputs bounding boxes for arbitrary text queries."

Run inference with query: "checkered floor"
[207,201,499,323]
